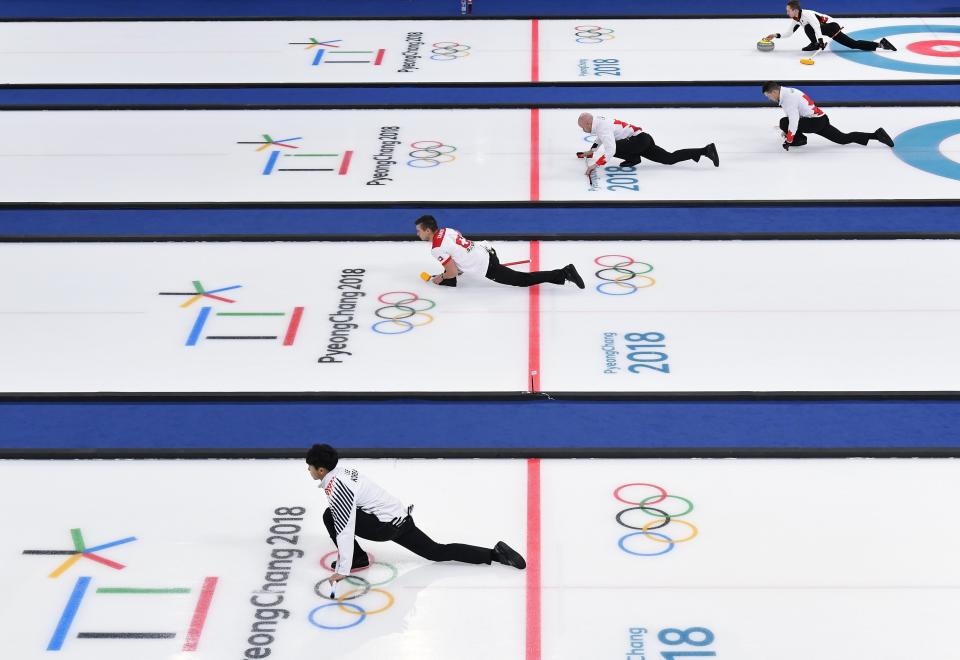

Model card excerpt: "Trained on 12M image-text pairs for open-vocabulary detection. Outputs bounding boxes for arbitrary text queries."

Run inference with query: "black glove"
[782,141,790,151]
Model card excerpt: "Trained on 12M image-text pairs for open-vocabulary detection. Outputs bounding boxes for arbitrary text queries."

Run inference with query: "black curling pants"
[779,115,875,146]
[323,508,493,566]
[485,249,565,287]
[614,132,705,166]
[806,22,879,50]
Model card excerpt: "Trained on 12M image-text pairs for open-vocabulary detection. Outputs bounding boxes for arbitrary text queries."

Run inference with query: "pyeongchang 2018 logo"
[613,483,698,557]
[21,529,218,653]
[158,280,305,348]
[398,33,471,73]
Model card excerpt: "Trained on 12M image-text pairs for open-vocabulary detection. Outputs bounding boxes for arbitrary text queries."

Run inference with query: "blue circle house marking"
[893,119,960,182]
[831,25,960,75]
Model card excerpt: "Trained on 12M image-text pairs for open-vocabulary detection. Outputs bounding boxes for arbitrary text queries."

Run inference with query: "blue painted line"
[186,307,211,347]
[262,150,280,175]
[204,284,243,295]
[84,536,137,554]
[312,49,325,66]
[48,576,91,651]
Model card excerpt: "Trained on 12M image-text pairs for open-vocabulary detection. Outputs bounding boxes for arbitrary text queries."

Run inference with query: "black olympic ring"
[372,291,436,335]
[315,575,371,600]
[407,140,457,168]
[575,25,616,44]
[616,505,671,531]
[431,41,471,60]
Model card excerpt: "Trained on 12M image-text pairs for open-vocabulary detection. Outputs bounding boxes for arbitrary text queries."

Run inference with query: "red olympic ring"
[613,483,667,506]
[320,550,375,572]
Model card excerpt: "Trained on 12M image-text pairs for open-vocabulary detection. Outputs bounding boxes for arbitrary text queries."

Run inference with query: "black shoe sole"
[705,144,719,167]
[493,541,527,569]
[565,265,585,289]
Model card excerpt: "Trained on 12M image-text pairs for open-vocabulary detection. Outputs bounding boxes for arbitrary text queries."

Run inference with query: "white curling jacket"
[320,464,408,573]
[778,8,833,41]
[778,86,825,141]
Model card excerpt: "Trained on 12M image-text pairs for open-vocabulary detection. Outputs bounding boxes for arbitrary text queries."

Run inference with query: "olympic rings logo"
[614,483,698,557]
[430,41,471,60]
[594,255,656,295]
[406,140,457,169]
[574,25,616,44]
[308,551,399,630]
[372,291,436,335]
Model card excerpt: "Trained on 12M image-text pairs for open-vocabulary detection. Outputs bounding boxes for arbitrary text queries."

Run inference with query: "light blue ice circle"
[618,530,676,557]
[831,25,960,75]
[892,119,960,182]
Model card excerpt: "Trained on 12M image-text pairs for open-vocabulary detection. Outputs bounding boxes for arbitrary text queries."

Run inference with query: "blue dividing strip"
[3,400,960,451]
[48,576,91,651]
[1,0,952,18]
[2,84,959,107]
[2,206,960,237]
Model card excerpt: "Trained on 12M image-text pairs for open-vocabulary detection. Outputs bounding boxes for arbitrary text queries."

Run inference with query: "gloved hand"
[782,141,790,151]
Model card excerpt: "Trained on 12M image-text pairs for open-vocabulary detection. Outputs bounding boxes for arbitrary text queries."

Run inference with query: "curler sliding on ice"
[762,82,894,151]
[415,215,584,289]
[576,113,719,180]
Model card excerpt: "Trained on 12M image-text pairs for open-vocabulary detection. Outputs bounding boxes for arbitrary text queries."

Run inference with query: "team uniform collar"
[320,465,341,490]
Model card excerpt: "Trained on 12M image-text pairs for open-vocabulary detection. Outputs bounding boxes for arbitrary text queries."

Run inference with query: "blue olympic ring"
[892,119,960,182]
[372,319,415,334]
[308,602,367,630]
[618,531,676,557]
[832,25,960,75]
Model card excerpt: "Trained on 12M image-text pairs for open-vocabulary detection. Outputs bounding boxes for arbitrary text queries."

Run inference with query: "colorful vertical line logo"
[288,37,386,66]
[185,306,305,347]
[47,575,218,652]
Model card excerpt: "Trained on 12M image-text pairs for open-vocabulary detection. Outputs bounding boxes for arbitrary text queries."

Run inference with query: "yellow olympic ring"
[337,588,396,616]
[610,274,656,288]
[641,518,698,543]
[380,312,434,329]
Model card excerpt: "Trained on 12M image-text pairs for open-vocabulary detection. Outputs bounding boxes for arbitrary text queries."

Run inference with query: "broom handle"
[810,33,833,59]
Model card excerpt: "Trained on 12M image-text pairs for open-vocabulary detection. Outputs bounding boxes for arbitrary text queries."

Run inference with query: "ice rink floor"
[2,17,960,84]
[1,107,958,204]
[3,457,958,660]
[3,239,960,395]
